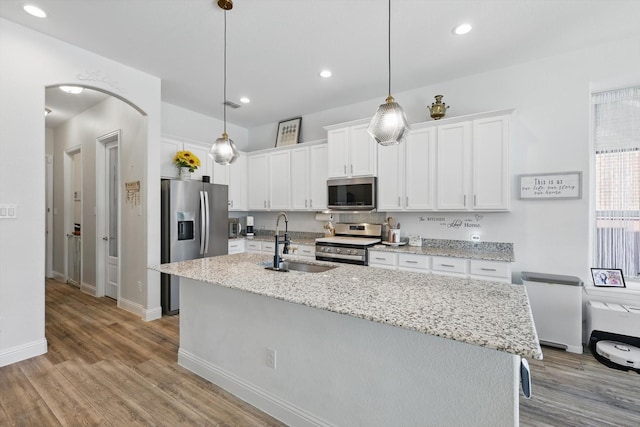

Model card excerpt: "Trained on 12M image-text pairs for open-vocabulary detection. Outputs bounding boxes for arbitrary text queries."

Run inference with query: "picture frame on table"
[591,268,626,288]
[275,117,302,147]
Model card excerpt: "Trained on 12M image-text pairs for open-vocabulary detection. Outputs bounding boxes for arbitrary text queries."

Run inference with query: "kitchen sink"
[263,261,337,273]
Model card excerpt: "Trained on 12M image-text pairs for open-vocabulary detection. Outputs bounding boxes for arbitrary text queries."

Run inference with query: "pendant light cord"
[387,0,391,97]
[223,10,227,134]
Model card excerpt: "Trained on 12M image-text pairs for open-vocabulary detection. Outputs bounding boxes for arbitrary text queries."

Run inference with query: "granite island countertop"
[153,253,541,360]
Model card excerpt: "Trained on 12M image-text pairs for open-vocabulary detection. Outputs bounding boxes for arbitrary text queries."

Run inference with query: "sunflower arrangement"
[174,150,201,172]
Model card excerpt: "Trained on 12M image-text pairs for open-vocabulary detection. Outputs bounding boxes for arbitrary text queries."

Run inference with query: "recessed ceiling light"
[453,23,472,35]
[59,86,84,94]
[240,97,250,103]
[24,5,47,18]
[44,108,51,116]
[319,70,332,78]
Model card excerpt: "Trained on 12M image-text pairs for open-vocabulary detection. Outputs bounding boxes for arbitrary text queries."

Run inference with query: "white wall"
[52,97,148,306]
[0,18,161,367]
[162,102,249,151]
[248,35,640,285]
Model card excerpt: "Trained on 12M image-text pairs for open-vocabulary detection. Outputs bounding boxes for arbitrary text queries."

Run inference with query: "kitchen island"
[154,253,541,426]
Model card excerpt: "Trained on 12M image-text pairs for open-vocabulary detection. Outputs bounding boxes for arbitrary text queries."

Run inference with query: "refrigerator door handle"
[199,191,206,255]
[203,190,211,254]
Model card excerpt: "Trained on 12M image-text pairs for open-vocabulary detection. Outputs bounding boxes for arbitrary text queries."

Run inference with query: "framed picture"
[519,171,582,200]
[275,117,302,147]
[591,268,626,288]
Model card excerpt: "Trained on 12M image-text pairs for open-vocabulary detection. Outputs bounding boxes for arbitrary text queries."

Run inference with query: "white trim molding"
[0,338,47,368]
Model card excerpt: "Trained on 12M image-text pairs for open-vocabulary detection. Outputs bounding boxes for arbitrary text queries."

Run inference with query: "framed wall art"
[275,117,302,147]
[519,171,582,200]
[591,268,626,288]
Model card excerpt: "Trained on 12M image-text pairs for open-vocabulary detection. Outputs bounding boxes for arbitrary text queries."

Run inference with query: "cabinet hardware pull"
[375,257,386,261]
[310,199,313,207]
[463,195,467,206]
[351,164,354,174]
[406,260,418,264]
[441,264,455,267]
[480,268,497,271]
[344,165,347,174]
[474,194,477,206]
[264,200,266,208]
[406,196,409,206]
[305,199,308,208]
[398,197,401,207]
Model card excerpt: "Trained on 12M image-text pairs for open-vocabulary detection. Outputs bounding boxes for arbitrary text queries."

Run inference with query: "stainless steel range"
[315,223,382,265]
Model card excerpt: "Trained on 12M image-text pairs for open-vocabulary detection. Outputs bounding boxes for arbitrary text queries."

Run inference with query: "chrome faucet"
[273,212,290,269]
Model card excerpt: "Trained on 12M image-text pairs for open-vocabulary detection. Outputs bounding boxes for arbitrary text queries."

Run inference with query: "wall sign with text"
[519,171,582,200]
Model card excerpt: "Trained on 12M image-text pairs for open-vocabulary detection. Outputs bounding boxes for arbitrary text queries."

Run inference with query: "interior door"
[105,141,119,300]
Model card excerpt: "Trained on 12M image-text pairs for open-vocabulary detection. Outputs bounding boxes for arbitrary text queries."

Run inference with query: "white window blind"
[593,87,640,279]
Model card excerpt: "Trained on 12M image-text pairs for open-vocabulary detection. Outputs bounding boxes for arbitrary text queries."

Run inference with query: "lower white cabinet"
[369,250,511,283]
[292,244,315,258]
[245,239,277,255]
[228,239,246,255]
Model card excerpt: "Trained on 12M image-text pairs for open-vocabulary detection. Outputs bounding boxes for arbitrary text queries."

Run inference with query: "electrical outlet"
[470,233,481,243]
[266,348,277,369]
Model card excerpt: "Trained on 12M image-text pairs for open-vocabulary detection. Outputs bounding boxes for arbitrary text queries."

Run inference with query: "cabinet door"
[377,143,403,210]
[405,127,435,210]
[349,123,377,177]
[248,154,269,210]
[436,122,471,210]
[290,147,309,210]
[161,138,182,178]
[473,115,510,210]
[308,144,328,210]
[327,128,349,178]
[228,154,247,211]
[183,142,211,182]
[212,161,230,185]
[268,151,291,210]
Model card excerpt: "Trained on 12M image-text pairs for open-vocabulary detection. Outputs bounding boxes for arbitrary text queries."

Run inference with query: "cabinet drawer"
[246,241,261,252]
[469,260,510,279]
[431,256,467,274]
[262,242,275,252]
[228,240,245,255]
[368,251,397,266]
[297,244,315,258]
[398,253,429,270]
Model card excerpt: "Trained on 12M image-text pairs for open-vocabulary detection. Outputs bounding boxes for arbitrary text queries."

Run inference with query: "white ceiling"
[2,0,640,129]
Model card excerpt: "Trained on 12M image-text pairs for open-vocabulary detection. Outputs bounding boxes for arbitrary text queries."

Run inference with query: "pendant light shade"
[367,0,409,146]
[210,132,239,165]
[209,3,239,165]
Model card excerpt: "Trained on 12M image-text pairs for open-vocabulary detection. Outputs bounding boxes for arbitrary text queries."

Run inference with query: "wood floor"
[1,279,639,426]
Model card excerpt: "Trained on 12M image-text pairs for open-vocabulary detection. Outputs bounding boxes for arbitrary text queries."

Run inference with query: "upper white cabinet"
[325,120,377,178]
[291,144,328,210]
[213,154,248,211]
[378,127,436,211]
[247,151,291,211]
[435,111,512,211]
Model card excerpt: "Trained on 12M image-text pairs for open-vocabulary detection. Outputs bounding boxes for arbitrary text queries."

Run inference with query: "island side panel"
[179,277,520,427]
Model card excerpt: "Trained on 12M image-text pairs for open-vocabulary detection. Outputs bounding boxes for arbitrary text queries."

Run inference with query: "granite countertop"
[153,253,541,360]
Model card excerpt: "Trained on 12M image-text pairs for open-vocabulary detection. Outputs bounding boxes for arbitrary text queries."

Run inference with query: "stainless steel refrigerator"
[161,179,228,315]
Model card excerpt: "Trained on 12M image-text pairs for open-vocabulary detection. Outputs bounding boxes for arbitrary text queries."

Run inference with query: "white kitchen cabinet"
[248,151,291,211]
[161,137,182,178]
[378,127,435,211]
[398,253,430,273]
[469,259,511,283]
[431,256,468,278]
[247,154,269,210]
[182,141,212,182]
[368,250,397,270]
[436,122,472,210]
[326,120,377,178]
[228,154,247,211]
[291,144,328,210]
[228,239,246,255]
[472,115,510,210]
[293,244,315,258]
[246,240,262,253]
[435,113,511,211]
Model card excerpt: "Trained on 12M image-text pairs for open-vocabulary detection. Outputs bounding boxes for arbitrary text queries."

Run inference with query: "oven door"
[315,242,368,265]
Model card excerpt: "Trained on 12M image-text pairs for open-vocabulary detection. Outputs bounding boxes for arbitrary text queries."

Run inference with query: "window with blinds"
[593,87,640,280]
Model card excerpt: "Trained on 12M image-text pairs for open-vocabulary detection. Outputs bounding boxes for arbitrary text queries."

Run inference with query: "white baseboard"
[81,281,96,295]
[0,338,47,368]
[118,298,161,322]
[52,270,65,282]
[143,306,162,322]
[178,349,335,427]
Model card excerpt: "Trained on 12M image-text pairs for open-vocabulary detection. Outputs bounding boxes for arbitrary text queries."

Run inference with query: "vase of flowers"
[174,150,201,180]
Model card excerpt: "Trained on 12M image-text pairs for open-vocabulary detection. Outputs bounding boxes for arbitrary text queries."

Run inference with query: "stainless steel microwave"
[327,177,377,211]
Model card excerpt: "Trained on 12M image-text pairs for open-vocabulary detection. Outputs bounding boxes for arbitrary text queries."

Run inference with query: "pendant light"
[209,0,240,165]
[367,0,410,146]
